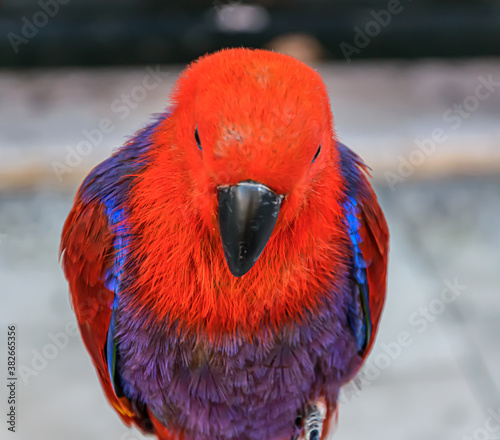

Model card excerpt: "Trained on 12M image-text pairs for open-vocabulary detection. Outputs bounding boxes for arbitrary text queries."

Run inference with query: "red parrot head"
[155,48,340,277]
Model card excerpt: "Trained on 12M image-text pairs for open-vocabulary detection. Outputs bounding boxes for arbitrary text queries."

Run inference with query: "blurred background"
[1,1,499,439]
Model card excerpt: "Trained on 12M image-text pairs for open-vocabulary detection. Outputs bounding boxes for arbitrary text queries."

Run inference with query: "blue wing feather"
[338,142,373,354]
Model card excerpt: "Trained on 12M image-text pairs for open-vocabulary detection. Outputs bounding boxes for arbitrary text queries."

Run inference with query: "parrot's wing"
[355,174,389,355]
[60,195,143,428]
[338,142,389,356]
[305,144,389,440]
[60,116,172,437]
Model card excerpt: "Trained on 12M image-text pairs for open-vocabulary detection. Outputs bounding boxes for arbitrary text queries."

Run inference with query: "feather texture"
[60,48,389,440]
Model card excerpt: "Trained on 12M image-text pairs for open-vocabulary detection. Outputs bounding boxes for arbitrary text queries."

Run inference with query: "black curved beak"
[218,181,283,277]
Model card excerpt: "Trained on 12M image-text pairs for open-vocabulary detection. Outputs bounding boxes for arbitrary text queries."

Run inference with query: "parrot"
[60,48,389,440]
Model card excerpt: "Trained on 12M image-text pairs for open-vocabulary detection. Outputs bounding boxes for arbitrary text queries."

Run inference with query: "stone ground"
[0,60,499,440]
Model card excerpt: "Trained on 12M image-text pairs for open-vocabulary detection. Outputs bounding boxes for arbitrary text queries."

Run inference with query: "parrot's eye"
[194,127,202,151]
[312,145,321,163]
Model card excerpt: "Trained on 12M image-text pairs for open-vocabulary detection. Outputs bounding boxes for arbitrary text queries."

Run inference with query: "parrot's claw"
[297,400,327,440]
[309,428,319,440]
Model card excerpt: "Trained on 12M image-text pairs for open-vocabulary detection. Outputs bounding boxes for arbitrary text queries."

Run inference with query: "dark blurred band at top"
[1,0,500,67]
